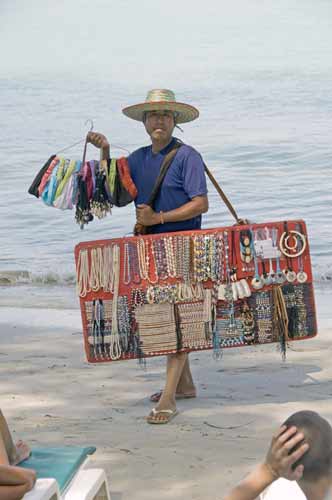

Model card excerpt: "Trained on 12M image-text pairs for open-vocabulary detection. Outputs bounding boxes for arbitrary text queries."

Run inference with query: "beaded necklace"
[123,242,131,285]
[271,228,286,284]
[117,296,130,352]
[103,245,114,293]
[215,232,225,283]
[224,231,237,332]
[173,236,181,278]
[90,247,104,291]
[193,234,205,282]
[164,237,177,278]
[152,239,168,280]
[110,244,122,360]
[182,236,191,282]
[76,248,90,297]
[129,242,141,284]
[177,282,191,301]
[145,239,158,284]
[295,223,307,283]
[92,299,105,359]
[131,288,146,309]
[204,235,211,280]
[209,235,216,281]
[149,239,159,283]
[137,238,149,281]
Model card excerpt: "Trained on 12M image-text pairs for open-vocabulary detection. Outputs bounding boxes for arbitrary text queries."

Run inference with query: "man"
[225,410,332,500]
[88,89,208,424]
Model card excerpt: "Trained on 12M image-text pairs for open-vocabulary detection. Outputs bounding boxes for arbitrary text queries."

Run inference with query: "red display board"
[74,220,317,363]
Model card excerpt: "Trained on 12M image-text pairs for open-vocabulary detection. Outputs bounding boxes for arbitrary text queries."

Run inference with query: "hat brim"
[122,101,199,124]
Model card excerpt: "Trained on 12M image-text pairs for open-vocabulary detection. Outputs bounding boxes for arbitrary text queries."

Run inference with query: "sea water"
[0,0,331,308]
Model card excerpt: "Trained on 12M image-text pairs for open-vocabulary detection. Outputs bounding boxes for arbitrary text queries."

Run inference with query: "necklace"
[295,223,308,283]
[152,238,168,280]
[193,234,205,282]
[131,288,146,308]
[174,236,183,279]
[76,248,90,297]
[90,246,104,291]
[123,242,131,285]
[91,299,105,359]
[149,239,159,283]
[118,296,130,352]
[183,236,191,282]
[279,230,306,258]
[224,231,237,333]
[137,238,149,281]
[250,230,264,290]
[271,227,286,284]
[129,242,141,284]
[110,244,122,360]
[282,223,297,282]
[164,237,177,278]
[103,245,114,292]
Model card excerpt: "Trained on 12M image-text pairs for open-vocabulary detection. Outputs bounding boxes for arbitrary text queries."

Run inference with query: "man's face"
[144,110,175,142]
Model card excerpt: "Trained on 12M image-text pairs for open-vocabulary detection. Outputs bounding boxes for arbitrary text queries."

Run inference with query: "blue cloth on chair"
[20,446,96,492]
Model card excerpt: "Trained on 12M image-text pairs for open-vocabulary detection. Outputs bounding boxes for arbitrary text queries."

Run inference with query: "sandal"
[150,390,196,403]
[146,408,178,424]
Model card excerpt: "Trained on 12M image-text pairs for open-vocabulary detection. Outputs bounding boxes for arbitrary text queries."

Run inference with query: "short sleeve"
[127,151,136,176]
[181,148,208,199]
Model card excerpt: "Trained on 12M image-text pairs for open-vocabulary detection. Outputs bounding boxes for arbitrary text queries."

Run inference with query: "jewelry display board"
[74,220,317,363]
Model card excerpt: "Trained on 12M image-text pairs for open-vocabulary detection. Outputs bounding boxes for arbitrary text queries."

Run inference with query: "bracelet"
[160,211,165,224]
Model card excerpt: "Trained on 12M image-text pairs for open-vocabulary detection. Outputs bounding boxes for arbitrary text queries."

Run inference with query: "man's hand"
[136,204,160,226]
[224,425,309,500]
[87,131,110,150]
[264,425,309,481]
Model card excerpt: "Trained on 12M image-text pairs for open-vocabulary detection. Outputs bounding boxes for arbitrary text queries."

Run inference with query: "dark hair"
[283,410,332,482]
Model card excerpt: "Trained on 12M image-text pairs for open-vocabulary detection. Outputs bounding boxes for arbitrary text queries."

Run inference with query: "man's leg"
[147,352,188,422]
[175,355,196,395]
[150,354,196,402]
[0,464,37,498]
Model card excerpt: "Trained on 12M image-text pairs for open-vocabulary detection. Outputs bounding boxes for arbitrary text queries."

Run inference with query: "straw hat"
[122,89,199,124]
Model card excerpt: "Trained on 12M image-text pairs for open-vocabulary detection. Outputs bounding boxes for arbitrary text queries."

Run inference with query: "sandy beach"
[0,287,331,500]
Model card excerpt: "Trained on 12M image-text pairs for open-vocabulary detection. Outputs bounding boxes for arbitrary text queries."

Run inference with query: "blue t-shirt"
[128,137,207,234]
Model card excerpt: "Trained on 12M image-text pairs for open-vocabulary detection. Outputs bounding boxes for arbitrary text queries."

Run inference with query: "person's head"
[284,411,332,496]
[122,89,199,145]
[142,109,176,144]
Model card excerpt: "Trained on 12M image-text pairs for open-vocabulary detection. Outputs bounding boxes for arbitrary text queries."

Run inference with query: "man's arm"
[223,464,276,500]
[136,195,208,226]
[223,426,308,500]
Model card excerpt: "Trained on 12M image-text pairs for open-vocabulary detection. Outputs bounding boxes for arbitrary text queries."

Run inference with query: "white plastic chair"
[63,468,111,500]
[23,478,60,500]
[22,447,111,499]
[24,463,111,500]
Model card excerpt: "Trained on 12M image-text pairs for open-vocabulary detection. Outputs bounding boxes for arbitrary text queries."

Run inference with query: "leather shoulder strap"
[203,163,240,223]
[147,142,182,207]
[147,139,241,224]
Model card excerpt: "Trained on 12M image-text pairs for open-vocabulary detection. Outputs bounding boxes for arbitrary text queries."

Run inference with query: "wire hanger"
[56,120,94,155]
[56,119,131,156]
